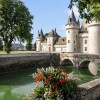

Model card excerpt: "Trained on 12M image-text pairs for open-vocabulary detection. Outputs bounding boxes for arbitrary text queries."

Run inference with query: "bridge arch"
[60,58,73,66]
[79,59,91,68]
[79,60,91,68]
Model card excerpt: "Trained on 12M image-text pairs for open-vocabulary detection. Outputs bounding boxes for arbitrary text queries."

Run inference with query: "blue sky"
[21,0,79,44]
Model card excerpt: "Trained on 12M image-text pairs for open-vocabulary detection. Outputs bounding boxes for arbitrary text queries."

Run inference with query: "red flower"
[48,75,52,79]
[52,84,56,88]
[35,74,45,82]
[59,78,66,83]
[44,80,49,84]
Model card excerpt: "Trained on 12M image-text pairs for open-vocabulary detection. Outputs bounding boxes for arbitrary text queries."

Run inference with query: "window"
[68,40,70,43]
[74,41,75,43]
[85,40,87,44]
[76,35,77,38]
[85,47,87,51]
[68,31,70,33]
[62,39,65,42]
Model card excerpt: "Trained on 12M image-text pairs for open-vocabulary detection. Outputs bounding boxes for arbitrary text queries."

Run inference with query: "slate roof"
[42,39,47,43]
[55,37,66,45]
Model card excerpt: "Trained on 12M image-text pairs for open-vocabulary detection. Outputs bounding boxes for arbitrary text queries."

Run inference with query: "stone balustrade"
[79,78,100,100]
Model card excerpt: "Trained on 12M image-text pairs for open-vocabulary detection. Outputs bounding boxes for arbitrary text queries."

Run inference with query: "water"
[0,66,100,100]
[0,68,36,100]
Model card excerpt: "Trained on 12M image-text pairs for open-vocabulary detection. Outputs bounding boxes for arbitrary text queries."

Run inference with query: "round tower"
[47,29,54,52]
[36,29,44,52]
[88,20,100,54]
[66,10,80,52]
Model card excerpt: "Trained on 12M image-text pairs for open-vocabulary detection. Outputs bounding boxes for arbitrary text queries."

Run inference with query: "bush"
[25,67,81,100]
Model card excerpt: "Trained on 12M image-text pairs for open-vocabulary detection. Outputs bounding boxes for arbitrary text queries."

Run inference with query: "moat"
[0,66,100,100]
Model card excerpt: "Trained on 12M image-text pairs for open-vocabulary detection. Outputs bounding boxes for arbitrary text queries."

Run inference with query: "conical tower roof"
[66,10,78,25]
[70,10,76,22]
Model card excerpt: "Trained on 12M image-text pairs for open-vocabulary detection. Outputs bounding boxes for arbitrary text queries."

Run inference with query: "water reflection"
[0,69,36,100]
[0,67,99,100]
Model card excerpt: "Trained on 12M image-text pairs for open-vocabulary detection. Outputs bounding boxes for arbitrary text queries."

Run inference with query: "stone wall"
[79,78,100,100]
[0,53,60,73]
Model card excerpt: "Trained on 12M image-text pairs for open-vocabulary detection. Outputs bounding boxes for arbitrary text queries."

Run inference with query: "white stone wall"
[79,78,100,100]
[46,37,54,52]
[88,21,100,54]
[54,45,66,52]
[49,37,54,52]
[79,33,88,53]
[36,38,41,51]
[41,43,47,52]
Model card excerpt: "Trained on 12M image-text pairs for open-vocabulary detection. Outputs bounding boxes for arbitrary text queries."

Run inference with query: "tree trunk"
[3,42,12,54]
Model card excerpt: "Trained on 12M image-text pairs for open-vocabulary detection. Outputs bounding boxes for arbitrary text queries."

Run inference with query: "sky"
[21,0,80,44]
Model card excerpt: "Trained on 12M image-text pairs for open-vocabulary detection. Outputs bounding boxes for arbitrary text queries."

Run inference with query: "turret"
[47,29,55,52]
[36,29,44,51]
[66,10,80,52]
[88,20,100,54]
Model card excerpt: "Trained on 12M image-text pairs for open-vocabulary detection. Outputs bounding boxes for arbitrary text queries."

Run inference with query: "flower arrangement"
[26,66,81,100]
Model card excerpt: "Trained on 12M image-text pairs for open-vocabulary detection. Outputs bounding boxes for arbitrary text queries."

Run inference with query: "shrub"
[25,67,81,100]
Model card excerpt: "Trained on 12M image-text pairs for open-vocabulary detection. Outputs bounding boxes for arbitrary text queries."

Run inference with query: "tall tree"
[26,34,33,50]
[69,0,100,22]
[0,0,33,53]
[0,38,3,50]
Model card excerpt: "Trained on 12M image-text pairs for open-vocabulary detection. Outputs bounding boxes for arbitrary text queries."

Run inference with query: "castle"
[36,10,100,54]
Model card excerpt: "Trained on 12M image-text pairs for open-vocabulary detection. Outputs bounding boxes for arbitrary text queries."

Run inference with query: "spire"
[49,29,54,37]
[54,28,57,36]
[38,30,39,35]
[70,10,76,22]
[66,10,77,25]
[51,29,54,37]
[38,30,41,37]
[40,28,45,38]
[40,28,43,36]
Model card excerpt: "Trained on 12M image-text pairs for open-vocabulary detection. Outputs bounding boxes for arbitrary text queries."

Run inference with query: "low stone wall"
[79,78,100,100]
[0,53,60,73]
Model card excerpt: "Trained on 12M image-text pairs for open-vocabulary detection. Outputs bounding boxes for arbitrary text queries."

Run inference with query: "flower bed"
[24,67,81,100]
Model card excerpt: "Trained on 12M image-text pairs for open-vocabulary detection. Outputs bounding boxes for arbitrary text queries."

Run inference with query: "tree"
[26,34,33,50]
[0,38,3,50]
[69,0,100,22]
[45,33,49,37]
[0,0,33,53]
[33,42,36,51]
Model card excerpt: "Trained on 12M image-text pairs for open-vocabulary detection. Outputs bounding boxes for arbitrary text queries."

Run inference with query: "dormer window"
[39,34,41,36]
[70,18,72,22]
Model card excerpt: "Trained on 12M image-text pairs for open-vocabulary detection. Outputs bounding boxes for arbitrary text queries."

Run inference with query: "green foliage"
[0,0,33,53]
[26,34,33,50]
[69,0,100,22]
[26,40,32,50]
[25,67,81,100]
[45,33,49,37]
[0,38,3,50]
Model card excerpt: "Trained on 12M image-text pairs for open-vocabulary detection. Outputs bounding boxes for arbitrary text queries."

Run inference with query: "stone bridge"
[0,52,100,74]
[60,53,100,73]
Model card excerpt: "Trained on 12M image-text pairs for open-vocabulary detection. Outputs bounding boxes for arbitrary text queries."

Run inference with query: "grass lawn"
[0,51,36,54]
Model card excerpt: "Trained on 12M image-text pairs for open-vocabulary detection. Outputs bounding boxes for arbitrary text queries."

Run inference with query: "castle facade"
[36,10,100,54]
